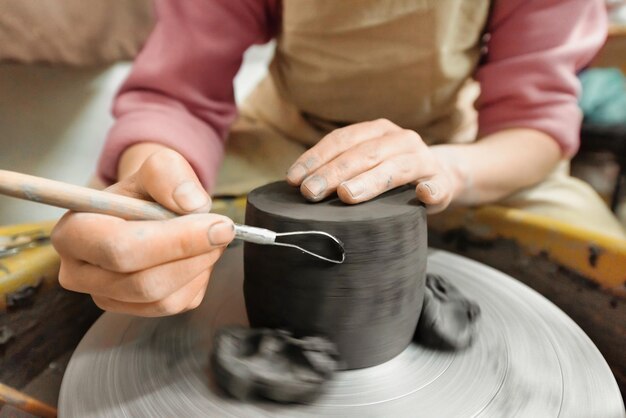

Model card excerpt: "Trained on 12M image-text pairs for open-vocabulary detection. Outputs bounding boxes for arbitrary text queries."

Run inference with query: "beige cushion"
[0,0,154,66]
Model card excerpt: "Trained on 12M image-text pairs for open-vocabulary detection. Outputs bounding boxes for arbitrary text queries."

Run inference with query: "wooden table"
[592,24,626,72]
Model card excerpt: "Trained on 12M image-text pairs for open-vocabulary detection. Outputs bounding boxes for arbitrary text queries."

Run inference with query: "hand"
[286,119,457,213]
[52,148,235,317]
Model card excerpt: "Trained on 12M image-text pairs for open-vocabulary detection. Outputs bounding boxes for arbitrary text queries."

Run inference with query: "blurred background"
[0,0,625,227]
[1,2,626,413]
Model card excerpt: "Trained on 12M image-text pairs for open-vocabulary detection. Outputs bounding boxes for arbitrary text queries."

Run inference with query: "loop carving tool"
[0,170,345,264]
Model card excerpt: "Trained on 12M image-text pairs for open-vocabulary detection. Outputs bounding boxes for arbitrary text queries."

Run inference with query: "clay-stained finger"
[300,131,421,202]
[91,270,211,317]
[59,249,223,303]
[337,155,422,204]
[52,212,234,273]
[286,119,400,185]
[415,171,454,214]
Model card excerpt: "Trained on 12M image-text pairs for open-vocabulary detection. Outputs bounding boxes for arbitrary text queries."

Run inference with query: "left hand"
[286,119,456,213]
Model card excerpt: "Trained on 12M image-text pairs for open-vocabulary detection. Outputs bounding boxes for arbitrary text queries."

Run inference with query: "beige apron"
[215,0,489,196]
[214,0,626,239]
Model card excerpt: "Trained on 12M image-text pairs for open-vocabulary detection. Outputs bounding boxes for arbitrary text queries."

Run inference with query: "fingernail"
[302,175,327,198]
[421,182,438,197]
[287,163,308,183]
[173,181,210,212]
[208,221,234,246]
[342,181,364,198]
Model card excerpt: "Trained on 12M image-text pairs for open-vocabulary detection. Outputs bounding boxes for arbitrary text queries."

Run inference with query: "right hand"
[51,148,235,317]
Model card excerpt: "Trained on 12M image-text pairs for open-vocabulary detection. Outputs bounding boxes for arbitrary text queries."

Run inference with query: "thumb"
[415,173,453,214]
[108,149,211,215]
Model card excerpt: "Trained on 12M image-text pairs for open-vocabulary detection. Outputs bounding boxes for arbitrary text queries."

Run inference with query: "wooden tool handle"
[0,382,57,418]
[0,170,177,221]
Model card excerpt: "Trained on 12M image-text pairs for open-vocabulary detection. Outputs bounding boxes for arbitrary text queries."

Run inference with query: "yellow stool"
[0,221,59,312]
[429,206,626,293]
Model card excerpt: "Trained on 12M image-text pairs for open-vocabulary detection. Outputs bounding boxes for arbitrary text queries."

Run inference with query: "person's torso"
[268,0,491,142]
[216,0,491,196]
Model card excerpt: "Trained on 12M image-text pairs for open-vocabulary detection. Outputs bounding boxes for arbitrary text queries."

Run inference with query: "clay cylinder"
[243,182,427,369]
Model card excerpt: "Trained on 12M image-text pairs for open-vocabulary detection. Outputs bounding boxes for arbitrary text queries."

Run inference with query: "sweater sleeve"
[96,0,278,190]
[476,0,607,156]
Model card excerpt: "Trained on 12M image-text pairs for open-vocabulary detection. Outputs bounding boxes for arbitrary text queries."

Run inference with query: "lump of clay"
[414,274,481,350]
[211,326,340,403]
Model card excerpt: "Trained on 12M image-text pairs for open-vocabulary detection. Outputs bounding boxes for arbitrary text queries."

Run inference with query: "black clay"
[211,326,340,403]
[243,182,427,369]
[414,273,482,350]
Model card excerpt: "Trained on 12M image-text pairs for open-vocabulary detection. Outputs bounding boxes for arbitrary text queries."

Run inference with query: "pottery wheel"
[58,245,624,417]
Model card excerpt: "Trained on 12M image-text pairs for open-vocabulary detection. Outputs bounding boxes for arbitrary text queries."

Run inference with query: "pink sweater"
[97,0,607,190]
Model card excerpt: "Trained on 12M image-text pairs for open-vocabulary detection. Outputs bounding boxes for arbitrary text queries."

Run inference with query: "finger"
[52,213,234,273]
[286,119,400,185]
[108,148,212,215]
[59,249,223,303]
[92,270,211,317]
[300,130,423,201]
[337,155,423,204]
[415,172,454,214]
[186,286,206,311]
